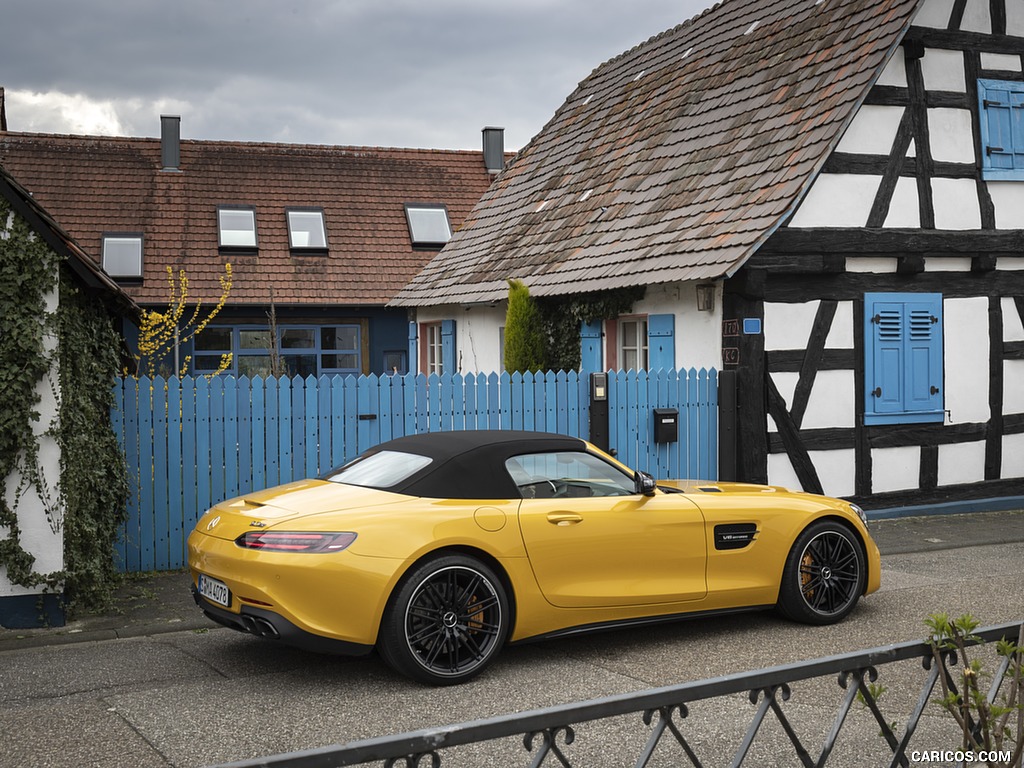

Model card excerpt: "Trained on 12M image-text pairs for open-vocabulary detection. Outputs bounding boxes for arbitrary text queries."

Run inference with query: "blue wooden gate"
[111,369,718,572]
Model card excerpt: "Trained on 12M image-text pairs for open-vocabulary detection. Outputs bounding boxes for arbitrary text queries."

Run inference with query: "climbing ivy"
[0,197,60,590]
[0,197,129,612]
[536,285,646,372]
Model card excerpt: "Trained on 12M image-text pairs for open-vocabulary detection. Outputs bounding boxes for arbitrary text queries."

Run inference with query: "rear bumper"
[191,587,373,657]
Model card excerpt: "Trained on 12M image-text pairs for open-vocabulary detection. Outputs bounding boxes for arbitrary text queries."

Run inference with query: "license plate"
[198,574,231,607]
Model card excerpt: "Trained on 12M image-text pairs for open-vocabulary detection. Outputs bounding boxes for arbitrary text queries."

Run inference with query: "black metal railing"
[211,621,1023,768]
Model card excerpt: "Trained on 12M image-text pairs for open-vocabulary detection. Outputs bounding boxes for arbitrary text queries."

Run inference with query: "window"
[978,79,1024,180]
[326,450,432,489]
[102,234,143,279]
[286,208,327,250]
[383,350,407,375]
[864,293,944,425]
[423,323,443,375]
[193,324,363,377]
[405,204,452,248]
[506,452,636,499]
[619,318,648,371]
[218,207,257,248]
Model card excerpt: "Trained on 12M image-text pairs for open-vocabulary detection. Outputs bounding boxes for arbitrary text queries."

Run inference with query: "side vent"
[714,523,758,550]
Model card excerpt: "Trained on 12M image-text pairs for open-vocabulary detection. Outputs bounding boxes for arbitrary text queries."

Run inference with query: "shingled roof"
[0,131,495,306]
[391,0,923,307]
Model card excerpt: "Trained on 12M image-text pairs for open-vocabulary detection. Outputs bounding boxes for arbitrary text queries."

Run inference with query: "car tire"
[777,520,866,625]
[377,554,510,686]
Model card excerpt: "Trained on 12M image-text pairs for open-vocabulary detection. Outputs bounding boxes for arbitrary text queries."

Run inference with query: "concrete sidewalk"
[1,507,1022,653]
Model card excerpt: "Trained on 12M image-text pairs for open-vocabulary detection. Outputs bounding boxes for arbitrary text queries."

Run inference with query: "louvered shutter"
[864,293,943,425]
[979,79,1024,178]
[408,321,418,374]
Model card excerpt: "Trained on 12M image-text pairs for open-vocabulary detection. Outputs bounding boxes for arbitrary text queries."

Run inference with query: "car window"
[506,451,636,499]
[325,450,432,489]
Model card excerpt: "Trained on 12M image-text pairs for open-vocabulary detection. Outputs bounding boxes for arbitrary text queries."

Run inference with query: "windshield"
[325,450,432,489]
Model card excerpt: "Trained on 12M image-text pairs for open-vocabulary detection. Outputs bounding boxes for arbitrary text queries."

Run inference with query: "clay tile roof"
[0,132,495,306]
[391,0,923,307]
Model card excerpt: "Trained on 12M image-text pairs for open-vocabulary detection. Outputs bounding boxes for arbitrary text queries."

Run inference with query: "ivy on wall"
[0,197,129,612]
[537,285,646,372]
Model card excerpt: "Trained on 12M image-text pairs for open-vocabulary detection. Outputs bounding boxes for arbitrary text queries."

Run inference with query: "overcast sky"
[1,1,716,152]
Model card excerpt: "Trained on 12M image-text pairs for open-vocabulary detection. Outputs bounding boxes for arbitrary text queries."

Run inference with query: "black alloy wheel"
[378,555,509,685]
[777,521,866,625]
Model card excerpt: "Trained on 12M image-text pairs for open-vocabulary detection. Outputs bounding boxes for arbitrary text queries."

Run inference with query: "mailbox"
[653,407,678,444]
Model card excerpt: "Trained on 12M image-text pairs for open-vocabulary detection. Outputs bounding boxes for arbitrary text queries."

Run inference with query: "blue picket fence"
[111,369,718,572]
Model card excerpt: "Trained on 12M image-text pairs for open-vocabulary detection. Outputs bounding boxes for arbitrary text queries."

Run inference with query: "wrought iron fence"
[211,621,1022,768]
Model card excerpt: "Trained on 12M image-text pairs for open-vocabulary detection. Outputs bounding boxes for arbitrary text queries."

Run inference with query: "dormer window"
[102,234,143,279]
[405,204,452,248]
[286,208,328,251]
[218,206,257,249]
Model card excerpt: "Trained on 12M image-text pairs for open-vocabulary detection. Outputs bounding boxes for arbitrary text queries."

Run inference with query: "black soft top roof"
[361,430,589,499]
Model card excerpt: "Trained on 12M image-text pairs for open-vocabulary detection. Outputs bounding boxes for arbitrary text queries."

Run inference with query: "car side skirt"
[510,604,776,645]
[192,587,374,657]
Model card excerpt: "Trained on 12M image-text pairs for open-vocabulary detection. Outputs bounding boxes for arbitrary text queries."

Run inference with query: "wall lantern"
[696,284,716,312]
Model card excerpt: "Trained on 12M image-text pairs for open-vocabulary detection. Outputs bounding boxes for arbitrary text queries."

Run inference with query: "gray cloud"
[1,0,713,149]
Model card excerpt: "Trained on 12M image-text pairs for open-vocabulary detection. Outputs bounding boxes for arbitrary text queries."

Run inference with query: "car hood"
[194,479,409,541]
[658,479,796,495]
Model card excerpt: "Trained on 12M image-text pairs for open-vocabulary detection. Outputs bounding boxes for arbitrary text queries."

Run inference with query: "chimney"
[482,126,505,175]
[1,87,7,132]
[160,115,181,171]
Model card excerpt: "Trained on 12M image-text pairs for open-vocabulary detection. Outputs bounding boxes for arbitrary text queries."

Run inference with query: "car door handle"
[546,513,583,526]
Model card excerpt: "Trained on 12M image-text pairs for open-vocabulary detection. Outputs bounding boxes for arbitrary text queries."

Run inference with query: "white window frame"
[425,323,443,375]
[218,206,257,248]
[619,317,649,372]
[405,204,452,248]
[101,233,143,279]
[286,208,328,250]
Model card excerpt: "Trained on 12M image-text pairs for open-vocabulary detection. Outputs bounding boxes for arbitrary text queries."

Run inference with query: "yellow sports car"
[188,430,880,685]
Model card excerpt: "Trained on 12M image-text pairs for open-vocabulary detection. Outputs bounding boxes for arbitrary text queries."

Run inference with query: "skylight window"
[102,234,143,279]
[286,208,328,250]
[405,204,452,248]
[218,206,257,248]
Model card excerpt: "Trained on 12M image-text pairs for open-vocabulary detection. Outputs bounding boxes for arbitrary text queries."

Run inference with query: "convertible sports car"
[188,430,880,685]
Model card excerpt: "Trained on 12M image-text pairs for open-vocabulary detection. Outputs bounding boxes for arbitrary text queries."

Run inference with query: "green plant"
[926,613,1024,767]
[536,286,645,372]
[504,279,545,374]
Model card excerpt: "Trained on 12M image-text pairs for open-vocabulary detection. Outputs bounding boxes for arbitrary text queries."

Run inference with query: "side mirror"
[635,471,657,497]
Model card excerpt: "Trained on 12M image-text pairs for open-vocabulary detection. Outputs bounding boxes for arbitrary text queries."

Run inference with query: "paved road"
[1,511,1023,767]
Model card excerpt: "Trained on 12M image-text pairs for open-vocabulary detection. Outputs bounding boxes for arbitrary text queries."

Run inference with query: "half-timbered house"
[391,0,1024,511]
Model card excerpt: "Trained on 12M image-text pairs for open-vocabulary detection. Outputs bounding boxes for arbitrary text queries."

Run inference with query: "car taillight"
[235,531,357,552]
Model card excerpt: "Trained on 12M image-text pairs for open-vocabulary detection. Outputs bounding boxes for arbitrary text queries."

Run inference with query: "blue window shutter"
[978,79,1024,178]
[580,319,603,371]
[407,321,417,374]
[647,314,675,371]
[864,293,943,425]
[441,319,456,373]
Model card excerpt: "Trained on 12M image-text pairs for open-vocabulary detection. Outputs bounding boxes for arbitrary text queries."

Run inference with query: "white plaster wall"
[871,446,922,494]
[1004,298,1024,341]
[770,372,799,413]
[638,282,721,371]
[922,49,966,92]
[928,109,976,163]
[932,178,982,229]
[1004,360,1024,415]
[846,257,898,273]
[1003,433,1024,479]
[1,284,62,600]
[837,106,905,155]
[804,370,856,430]
[938,441,987,485]
[811,449,857,498]
[763,301,818,351]
[988,183,1024,229]
[788,175,881,228]
[924,257,973,272]
[416,304,506,374]
[767,452,801,491]
[1010,2,1024,36]
[999,259,1024,271]
[961,0,992,34]
[883,177,921,228]
[981,53,1022,72]
[825,301,854,348]
[913,0,955,29]
[876,48,908,87]
[944,297,991,425]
